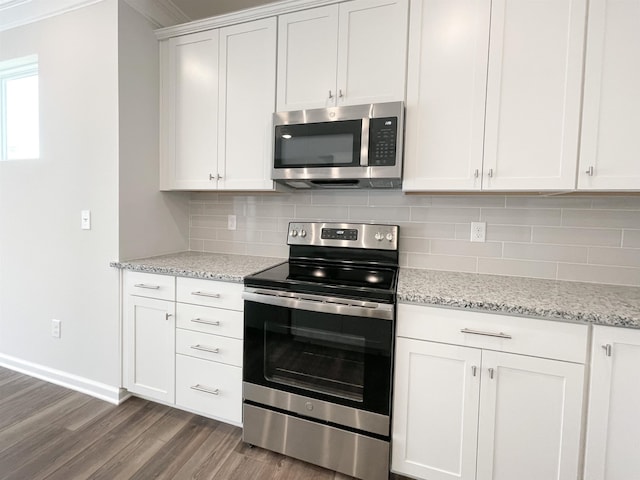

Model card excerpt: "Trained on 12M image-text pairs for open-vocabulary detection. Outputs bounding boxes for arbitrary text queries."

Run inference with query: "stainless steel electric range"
[242,222,399,480]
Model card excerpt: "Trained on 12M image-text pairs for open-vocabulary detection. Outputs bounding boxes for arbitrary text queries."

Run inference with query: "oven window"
[264,319,365,402]
[274,120,361,168]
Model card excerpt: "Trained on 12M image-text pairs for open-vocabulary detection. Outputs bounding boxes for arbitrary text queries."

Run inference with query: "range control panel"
[287,222,398,251]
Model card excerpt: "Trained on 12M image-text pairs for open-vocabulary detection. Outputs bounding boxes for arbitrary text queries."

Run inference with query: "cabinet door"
[218,18,276,191]
[161,30,219,190]
[336,0,409,107]
[402,0,490,191]
[276,6,339,111]
[584,326,640,480]
[476,351,584,480]
[392,338,481,480]
[578,0,640,190]
[482,0,586,190]
[123,295,175,403]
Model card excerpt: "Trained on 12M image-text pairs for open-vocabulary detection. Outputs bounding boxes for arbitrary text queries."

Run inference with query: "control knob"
[289,229,298,237]
[300,230,307,238]
[386,233,394,242]
[374,232,384,241]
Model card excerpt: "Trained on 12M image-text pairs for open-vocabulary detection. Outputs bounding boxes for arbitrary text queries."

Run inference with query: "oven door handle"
[242,288,394,320]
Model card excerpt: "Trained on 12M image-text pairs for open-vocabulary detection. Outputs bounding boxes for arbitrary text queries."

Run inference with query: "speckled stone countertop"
[111,251,284,283]
[398,268,640,328]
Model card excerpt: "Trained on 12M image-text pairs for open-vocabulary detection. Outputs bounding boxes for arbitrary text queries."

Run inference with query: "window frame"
[0,54,39,161]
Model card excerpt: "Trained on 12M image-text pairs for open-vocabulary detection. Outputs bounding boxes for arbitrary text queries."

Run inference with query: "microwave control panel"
[368,117,398,166]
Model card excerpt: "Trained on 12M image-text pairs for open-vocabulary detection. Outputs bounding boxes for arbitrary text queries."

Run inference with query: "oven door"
[243,290,394,421]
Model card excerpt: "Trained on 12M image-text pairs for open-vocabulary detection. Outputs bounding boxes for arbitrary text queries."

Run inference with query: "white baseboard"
[0,353,127,405]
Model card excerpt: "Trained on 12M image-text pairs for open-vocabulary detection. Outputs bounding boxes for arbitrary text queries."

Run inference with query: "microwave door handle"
[360,117,369,167]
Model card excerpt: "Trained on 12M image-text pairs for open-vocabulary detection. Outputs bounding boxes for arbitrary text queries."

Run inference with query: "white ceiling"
[170,0,275,21]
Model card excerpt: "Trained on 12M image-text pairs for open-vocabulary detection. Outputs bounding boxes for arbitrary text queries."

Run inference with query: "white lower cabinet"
[392,304,588,480]
[123,271,243,426]
[584,325,640,480]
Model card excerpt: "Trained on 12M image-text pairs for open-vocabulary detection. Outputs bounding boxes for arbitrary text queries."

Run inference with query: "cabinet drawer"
[176,354,242,425]
[125,271,175,301]
[176,329,243,367]
[398,303,589,363]
[176,303,243,339]
[176,277,243,310]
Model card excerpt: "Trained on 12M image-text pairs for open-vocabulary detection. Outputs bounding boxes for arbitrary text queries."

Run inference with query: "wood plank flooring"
[0,367,405,480]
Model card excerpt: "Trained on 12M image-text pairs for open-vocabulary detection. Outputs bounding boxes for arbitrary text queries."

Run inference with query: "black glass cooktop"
[244,261,398,304]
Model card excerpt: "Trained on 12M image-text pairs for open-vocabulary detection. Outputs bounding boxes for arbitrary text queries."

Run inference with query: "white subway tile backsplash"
[189,191,640,286]
[623,230,640,248]
[481,208,562,226]
[532,226,622,247]
[557,263,640,286]
[562,209,640,228]
[588,247,640,267]
[503,242,588,263]
[430,239,503,258]
[478,258,557,279]
[411,207,480,223]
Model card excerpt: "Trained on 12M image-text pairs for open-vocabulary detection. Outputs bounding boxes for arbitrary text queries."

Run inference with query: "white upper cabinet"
[403,0,586,191]
[160,18,277,191]
[276,0,409,112]
[161,30,219,190]
[578,0,640,191]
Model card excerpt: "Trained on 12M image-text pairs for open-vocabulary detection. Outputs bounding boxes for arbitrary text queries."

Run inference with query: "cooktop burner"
[244,222,400,304]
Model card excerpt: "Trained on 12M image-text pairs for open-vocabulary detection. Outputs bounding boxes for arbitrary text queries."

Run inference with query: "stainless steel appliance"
[272,102,404,189]
[242,222,399,480]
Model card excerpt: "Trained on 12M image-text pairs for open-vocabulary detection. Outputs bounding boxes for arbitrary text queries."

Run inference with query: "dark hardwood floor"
[0,367,404,480]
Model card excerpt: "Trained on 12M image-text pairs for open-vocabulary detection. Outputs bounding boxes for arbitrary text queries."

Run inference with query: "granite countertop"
[111,251,284,283]
[398,268,640,329]
[112,251,640,329]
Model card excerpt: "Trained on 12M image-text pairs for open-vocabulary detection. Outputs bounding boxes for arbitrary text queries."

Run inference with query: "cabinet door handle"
[487,168,494,178]
[489,368,495,379]
[191,318,220,327]
[165,313,173,321]
[474,169,479,178]
[190,344,219,354]
[585,166,594,176]
[328,90,334,99]
[472,365,478,377]
[209,174,222,180]
[602,344,612,357]
[338,89,344,98]
[190,384,219,396]
[191,291,221,299]
[134,283,160,290]
[460,328,512,339]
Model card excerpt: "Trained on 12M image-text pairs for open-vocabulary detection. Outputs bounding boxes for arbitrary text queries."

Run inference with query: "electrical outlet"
[470,222,486,242]
[51,319,61,338]
[228,214,237,231]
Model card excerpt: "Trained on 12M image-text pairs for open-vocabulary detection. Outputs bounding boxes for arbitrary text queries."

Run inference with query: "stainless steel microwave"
[272,102,404,189]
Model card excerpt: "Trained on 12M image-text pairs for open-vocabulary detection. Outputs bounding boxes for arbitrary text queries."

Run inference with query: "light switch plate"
[81,210,91,230]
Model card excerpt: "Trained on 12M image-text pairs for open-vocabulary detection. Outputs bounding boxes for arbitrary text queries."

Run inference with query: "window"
[0,55,39,161]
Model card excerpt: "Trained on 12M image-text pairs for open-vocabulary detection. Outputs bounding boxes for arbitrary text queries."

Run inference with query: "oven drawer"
[398,304,588,363]
[125,272,175,301]
[176,329,243,367]
[176,354,242,424]
[176,277,243,310]
[176,303,243,339]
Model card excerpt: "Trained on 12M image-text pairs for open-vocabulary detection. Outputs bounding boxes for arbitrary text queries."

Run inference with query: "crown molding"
[0,0,104,33]
[155,0,342,40]
[123,0,189,28]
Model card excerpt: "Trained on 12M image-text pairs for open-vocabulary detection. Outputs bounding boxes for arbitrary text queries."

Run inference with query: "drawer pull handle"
[191,318,220,327]
[134,284,160,290]
[460,328,512,339]
[190,384,219,396]
[191,291,221,299]
[190,344,219,354]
